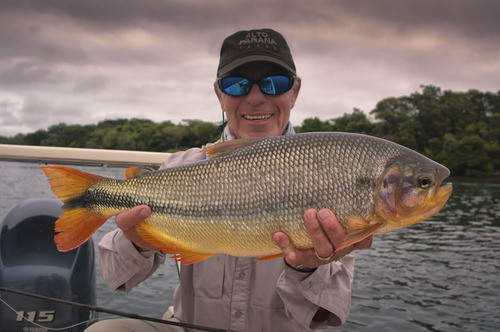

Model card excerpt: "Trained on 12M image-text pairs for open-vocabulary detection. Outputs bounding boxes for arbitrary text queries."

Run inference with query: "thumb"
[116,205,151,230]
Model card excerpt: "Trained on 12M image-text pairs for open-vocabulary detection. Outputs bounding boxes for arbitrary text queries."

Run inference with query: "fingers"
[116,205,158,251]
[303,209,334,259]
[273,231,315,267]
[274,208,341,269]
[307,209,353,261]
[276,208,374,270]
[273,232,296,263]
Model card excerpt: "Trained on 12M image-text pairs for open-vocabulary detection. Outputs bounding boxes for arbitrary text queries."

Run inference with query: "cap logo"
[239,31,278,49]
[217,29,296,76]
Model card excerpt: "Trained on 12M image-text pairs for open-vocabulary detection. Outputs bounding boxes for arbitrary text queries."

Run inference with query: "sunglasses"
[217,75,296,96]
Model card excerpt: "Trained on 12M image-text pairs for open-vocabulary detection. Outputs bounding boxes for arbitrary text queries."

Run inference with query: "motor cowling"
[0,198,96,331]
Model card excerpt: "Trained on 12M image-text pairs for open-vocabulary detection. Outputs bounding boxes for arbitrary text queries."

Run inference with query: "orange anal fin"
[255,253,284,261]
[335,218,385,252]
[135,222,212,265]
[125,166,150,179]
[172,252,214,265]
[55,207,108,252]
[201,137,262,158]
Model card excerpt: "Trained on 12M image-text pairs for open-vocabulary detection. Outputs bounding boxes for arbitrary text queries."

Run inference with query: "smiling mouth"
[243,114,273,120]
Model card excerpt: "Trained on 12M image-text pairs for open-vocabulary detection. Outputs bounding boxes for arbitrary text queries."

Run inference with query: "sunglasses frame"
[217,75,296,96]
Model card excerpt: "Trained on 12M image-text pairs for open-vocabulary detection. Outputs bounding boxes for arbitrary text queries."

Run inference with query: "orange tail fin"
[39,165,108,252]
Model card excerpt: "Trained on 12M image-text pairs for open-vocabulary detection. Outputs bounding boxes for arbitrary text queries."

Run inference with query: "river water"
[0,161,499,331]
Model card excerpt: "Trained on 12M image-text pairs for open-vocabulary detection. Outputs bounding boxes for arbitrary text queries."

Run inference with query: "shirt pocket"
[252,260,286,309]
[192,255,225,299]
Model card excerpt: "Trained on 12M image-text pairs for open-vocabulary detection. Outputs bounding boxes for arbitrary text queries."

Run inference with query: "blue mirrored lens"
[219,75,293,96]
[220,77,251,96]
[261,76,291,95]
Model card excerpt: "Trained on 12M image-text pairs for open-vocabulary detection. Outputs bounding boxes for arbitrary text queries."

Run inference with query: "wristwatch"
[285,261,317,273]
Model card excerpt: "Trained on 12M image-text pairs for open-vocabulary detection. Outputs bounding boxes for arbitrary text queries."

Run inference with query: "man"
[87,28,371,332]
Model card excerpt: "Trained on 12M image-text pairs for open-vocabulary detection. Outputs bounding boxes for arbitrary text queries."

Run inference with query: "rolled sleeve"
[277,253,355,329]
[98,229,166,293]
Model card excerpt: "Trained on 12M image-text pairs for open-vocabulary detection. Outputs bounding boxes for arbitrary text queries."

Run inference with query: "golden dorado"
[40,132,452,264]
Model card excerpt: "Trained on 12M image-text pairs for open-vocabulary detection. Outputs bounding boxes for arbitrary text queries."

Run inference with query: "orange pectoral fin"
[54,208,108,252]
[135,222,213,264]
[335,217,385,252]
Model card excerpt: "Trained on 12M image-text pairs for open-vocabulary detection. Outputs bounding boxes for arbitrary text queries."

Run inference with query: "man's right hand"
[115,205,159,251]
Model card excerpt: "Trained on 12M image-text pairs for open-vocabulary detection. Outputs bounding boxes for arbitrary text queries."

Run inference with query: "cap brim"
[218,55,296,77]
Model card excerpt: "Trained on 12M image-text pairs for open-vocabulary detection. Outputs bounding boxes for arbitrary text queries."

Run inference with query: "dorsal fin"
[125,166,150,179]
[201,137,262,158]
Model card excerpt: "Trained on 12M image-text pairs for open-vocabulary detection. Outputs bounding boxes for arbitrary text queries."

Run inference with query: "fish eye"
[418,176,432,189]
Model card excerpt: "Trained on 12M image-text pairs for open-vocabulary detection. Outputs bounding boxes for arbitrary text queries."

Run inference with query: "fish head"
[376,156,453,232]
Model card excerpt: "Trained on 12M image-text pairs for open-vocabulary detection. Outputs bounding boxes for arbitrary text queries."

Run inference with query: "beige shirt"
[98,143,356,331]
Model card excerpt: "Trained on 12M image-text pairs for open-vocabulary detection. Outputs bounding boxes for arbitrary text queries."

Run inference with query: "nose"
[245,83,266,105]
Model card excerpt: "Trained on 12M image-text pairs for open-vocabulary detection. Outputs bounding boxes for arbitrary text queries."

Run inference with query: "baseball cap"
[217,28,296,77]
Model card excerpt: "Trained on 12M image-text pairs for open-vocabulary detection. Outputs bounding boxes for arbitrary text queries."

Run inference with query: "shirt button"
[234,310,242,318]
[238,271,246,279]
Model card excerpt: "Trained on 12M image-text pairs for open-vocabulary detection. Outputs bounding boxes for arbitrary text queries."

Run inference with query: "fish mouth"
[243,114,273,121]
[418,181,452,222]
[437,182,453,203]
[427,165,452,215]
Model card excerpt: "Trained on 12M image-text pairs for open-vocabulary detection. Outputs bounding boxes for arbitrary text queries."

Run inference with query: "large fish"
[40,132,452,264]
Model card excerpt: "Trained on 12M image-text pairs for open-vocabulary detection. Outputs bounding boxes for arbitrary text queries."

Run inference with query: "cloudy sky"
[1,0,499,138]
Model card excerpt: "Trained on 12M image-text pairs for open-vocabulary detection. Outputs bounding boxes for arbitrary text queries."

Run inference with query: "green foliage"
[331,108,376,134]
[298,86,499,177]
[1,86,499,177]
[1,118,222,153]
[294,117,335,133]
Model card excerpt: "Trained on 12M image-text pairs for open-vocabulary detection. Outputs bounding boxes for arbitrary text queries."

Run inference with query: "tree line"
[1,85,499,177]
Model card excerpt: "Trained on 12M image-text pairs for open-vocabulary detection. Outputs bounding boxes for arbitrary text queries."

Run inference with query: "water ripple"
[1,162,499,331]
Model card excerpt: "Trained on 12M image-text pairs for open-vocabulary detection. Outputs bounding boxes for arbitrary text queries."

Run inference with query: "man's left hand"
[273,208,373,270]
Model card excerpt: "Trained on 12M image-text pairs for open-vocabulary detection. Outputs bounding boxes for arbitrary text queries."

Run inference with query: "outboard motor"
[0,198,96,331]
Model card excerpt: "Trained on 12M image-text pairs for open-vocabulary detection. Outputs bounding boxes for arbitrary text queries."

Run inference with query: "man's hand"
[115,205,159,252]
[274,208,372,269]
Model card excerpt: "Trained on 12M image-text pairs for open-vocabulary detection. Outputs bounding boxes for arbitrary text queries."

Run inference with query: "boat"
[0,144,167,331]
[0,198,95,331]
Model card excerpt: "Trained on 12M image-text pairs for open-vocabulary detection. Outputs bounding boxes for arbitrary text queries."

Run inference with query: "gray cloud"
[0,59,67,85]
[1,0,499,137]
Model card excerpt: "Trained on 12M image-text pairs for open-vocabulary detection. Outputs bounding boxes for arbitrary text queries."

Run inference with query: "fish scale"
[91,133,413,252]
[40,132,452,263]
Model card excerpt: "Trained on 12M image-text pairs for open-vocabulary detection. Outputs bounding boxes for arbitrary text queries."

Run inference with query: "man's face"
[215,62,301,139]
